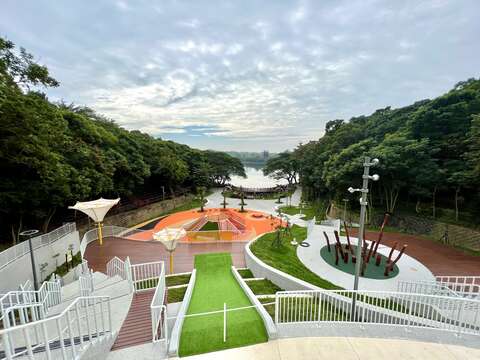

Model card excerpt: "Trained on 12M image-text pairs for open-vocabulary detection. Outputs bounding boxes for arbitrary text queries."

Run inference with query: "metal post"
[349,157,379,321]
[97,222,103,245]
[20,230,40,291]
[169,252,174,274]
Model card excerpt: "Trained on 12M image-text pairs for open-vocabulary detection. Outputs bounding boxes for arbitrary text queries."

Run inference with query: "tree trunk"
[432,186,437,219]
[455,187,460,222]
[415,199,421,213]
[10,216,23,245]
[42,208,56,233]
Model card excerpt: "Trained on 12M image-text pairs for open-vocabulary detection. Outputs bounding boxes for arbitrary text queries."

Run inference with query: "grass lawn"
[279,205,317,221]
[250,225,342,290]
[237,269,254,278]
[179,253,267,357]
[199,221,219,231]
[168,286,187,303]
[166,274,191,287]
[246,279,282,295]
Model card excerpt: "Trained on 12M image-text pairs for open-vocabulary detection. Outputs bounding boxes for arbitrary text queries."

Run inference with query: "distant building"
[262,150,269,160]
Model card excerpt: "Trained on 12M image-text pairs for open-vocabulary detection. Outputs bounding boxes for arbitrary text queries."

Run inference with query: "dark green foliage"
[292,79,480,221]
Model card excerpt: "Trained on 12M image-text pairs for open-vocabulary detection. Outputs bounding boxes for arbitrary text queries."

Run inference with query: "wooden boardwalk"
[111,291,155,350]
[84,237,247,274]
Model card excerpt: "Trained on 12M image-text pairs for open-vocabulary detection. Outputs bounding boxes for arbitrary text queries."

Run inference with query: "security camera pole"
[348,156,379,320]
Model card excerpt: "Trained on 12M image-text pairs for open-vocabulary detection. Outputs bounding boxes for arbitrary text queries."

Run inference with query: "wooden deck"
[84,237,247,274]
[111,291,155,350]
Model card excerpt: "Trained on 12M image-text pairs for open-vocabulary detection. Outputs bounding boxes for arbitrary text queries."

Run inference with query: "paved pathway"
[84,237,246,275]
[180,337,480,360]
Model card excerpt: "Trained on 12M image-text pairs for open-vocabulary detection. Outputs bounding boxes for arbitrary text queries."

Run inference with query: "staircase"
[0,270,133,359]
[111,290,155,350]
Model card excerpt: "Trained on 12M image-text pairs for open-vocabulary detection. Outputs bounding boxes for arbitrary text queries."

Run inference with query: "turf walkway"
[178,253,268,357]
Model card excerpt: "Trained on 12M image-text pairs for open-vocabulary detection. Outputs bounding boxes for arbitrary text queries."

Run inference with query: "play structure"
[126,208,282,243]
[321,214,405,278]
[296,214,436,292]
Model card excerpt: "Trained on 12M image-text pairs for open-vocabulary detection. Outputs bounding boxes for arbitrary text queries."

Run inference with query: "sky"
[1,0,479,152]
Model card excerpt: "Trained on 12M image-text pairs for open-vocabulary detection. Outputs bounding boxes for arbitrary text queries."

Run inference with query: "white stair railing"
[131,261,163,293]
[79,270,95,297]
[106,256,126,279]
[0,280,62,325]
[0,295,112,360]
[150,261,167,343]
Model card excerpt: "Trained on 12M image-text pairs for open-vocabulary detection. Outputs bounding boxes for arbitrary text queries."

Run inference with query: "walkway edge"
[231,266,277,339]
[168,269,197,357]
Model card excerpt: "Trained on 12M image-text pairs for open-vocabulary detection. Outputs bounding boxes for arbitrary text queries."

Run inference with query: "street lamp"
[348,157,379,320]
[153,228,186,274]
[20,229,40,291]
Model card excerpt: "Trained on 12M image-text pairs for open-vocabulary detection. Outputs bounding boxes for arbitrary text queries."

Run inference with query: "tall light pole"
[20,229,40,291]
[347,157,379,320]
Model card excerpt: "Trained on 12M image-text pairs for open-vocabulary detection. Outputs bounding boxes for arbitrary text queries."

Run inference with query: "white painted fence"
[0,223,76,271]
[0,295,112,360]
[275,290,480,336]
[131,261,163,292]
[106,256,126,279]
[150,261,167,343]
[79,270,95,297]
[397,279,460,298]
[0,280,62,326]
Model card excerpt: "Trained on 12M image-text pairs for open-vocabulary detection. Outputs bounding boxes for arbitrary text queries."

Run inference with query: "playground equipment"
[325,214,406,278]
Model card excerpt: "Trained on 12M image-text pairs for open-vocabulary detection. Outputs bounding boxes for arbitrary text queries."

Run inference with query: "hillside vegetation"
[0,38,244,242]
[267,79,480,224]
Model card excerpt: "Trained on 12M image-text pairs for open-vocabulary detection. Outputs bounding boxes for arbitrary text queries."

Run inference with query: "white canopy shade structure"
[69,197,120,245]
[153,228,186,273]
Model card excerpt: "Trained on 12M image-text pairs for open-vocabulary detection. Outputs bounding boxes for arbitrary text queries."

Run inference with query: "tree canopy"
[0,37,244,242]
[291,78,480,221]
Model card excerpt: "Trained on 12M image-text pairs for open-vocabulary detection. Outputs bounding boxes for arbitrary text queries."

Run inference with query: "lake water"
[230,166,288,188]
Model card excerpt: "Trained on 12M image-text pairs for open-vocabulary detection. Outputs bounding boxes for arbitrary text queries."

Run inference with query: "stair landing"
[111,290,155,350]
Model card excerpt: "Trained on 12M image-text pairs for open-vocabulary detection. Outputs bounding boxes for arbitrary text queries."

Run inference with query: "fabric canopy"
[153,228,186,251]
[69,198,120,222]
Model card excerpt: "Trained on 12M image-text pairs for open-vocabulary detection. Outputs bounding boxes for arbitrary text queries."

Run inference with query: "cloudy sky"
[1,0,479,151]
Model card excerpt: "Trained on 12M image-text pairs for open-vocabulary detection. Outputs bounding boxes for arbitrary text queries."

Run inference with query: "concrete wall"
[0,231,80,293]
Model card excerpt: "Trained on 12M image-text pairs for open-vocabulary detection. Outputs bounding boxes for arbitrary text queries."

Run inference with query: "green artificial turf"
[199,221,219,231]
[178,253,268,357]
[320,245,399,279]
[250,225,342,290]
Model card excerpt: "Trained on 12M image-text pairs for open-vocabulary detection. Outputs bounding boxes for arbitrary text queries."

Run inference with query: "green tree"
[263,151,298,185]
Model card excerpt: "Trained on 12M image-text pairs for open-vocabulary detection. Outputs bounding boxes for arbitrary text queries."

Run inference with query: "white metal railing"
[0,295,112,360]
[0,223,76,271]
[106,256,126,279]
[435,276,480,298]
[397,279,460,298]
[0,280,62,326]
[274,290,480,336]
[79,270,94,297]
[131,261,163,292]
[150,261,166,343]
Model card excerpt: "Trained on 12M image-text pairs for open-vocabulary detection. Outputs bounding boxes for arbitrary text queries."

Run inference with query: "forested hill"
[291,78,480,223]
[0,38,244,242]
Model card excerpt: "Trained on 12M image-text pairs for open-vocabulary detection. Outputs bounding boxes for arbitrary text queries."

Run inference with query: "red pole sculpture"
[344,221,352,251]
[386,242,398,265]
[335,244,340,265]
[334,230,345,260]
[323,231,331,252]
[385,245,407,276]
[373,213,390,256]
